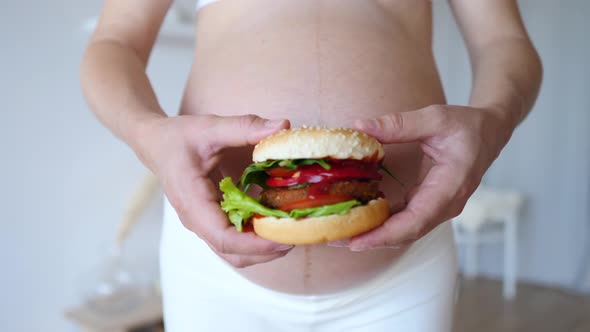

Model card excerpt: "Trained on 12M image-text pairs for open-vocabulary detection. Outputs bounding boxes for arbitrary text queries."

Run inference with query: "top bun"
[253,126,384,162]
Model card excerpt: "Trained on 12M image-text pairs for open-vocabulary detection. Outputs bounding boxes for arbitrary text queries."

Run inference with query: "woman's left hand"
[348,104,514,251]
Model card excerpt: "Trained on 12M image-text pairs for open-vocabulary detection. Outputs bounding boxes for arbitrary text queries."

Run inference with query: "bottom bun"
[252,198,391,245]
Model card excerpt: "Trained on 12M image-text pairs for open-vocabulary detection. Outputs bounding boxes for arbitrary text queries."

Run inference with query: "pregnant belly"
[179,12,446,295]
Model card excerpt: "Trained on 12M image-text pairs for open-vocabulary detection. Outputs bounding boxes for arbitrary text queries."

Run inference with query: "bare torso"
[180,0,446,294]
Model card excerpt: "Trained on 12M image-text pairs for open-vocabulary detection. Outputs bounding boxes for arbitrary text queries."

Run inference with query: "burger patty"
[260,180,379,209]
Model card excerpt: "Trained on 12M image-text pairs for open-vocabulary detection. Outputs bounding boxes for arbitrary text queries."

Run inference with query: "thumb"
[207,114,290,149]
[354,106,444,144]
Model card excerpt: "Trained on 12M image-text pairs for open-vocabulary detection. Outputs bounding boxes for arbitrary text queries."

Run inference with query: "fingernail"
[349,245,369,252]
[350,245,403,252]
[382,245,403,250]
[274,244,294,252]
[265,119,285,128]
[327,239,350,247]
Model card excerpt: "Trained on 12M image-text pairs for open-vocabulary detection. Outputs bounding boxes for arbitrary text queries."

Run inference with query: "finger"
[326,191,406,248]
[206,114,290,151]
[174,173,294,256]
[326,239,350,247]
[193,195,294,255]
[211,246,292,269]
[348,163,464,251]
[190,197,295,255]
[354,105,450,144]
[223,252,292,268]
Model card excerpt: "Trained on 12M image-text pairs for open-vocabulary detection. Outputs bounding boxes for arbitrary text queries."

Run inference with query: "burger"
[219,126,402,245]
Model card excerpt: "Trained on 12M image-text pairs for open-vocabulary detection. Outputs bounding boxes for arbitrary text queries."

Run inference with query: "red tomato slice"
[279,195,354,211]
[266,162,381,187]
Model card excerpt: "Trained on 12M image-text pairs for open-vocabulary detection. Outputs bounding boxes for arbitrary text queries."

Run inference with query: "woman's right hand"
[134,114,293,268]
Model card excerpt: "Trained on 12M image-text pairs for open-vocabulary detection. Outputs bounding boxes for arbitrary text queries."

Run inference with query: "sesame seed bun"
[252,198,390,245]
[253,126,385,162]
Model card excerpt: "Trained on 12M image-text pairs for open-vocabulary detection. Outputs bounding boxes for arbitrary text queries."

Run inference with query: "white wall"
[0,1,193,331]
[1,1,589,331]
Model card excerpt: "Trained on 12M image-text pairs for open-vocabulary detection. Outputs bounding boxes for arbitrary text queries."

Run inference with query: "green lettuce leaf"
[238,160,282,191]
[220,177,288,231]
[219,177,361,232]
[288,200,361,219]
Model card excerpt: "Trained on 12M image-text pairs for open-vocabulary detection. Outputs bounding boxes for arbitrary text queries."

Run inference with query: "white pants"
[160,198,459,332]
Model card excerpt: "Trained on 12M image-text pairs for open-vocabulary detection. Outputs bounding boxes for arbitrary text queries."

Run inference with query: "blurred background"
[1,0,589,331]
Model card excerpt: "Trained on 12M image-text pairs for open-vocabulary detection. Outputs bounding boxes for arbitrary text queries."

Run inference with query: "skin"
[81,0,542,294]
